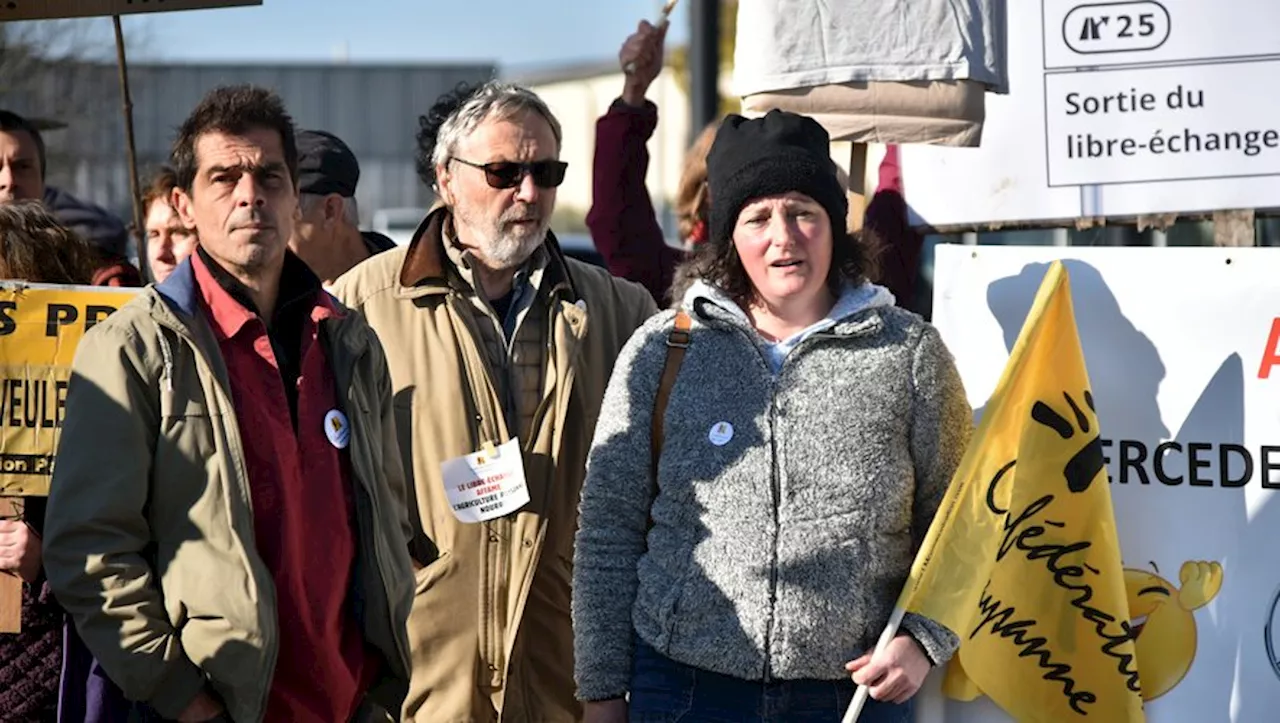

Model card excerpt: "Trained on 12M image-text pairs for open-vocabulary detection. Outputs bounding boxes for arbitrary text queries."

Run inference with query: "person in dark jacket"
[0,110,45,205]
[584,21,686,305]
[289,129,398,286]
[0,110,143,288]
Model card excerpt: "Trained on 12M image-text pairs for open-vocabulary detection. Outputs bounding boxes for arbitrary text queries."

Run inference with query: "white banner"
[916,245,1280,722]
[900,0,1280,226]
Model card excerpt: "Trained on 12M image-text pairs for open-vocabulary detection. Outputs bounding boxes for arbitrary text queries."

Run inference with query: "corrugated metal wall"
[23,61,495,225]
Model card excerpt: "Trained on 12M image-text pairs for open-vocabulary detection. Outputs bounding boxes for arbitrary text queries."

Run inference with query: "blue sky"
[110,0,690,71]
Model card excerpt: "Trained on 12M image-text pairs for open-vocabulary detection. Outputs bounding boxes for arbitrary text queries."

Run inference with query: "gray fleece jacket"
[572,281,973,701]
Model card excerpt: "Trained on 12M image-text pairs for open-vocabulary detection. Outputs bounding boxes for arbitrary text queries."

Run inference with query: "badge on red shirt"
[324,409,350,449]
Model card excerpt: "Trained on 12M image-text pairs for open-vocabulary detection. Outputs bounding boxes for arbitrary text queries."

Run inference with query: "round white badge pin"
[324,409,351,449]
[708,421,734,446]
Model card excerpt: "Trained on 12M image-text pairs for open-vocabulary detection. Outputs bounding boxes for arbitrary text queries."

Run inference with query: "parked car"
[553,232,605,269]
[370,207,428,246]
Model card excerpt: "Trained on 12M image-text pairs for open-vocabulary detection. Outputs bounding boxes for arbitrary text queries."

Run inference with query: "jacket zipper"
[157,331,174,392]
[715,323,785,681]
[525,331,557,454]
[720,323,843,682]
[445,295,509,682]
[153,317,279,722]
[763,385,781,682]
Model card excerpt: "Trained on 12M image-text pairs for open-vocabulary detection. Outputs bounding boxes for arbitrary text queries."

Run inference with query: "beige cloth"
[742,79,987,147]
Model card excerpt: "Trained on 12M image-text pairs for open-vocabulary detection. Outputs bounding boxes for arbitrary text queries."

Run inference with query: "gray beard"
[450,197,550,271]
[480,223,547,270]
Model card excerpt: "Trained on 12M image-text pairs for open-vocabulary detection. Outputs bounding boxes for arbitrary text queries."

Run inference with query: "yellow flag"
[899,261,1144,722]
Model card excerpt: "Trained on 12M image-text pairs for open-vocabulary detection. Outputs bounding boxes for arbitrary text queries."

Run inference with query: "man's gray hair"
[431,81,562,172]
[299,192,359,226]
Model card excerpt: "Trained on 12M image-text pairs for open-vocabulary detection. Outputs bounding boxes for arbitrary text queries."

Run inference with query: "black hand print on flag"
[1031,390,1105,493]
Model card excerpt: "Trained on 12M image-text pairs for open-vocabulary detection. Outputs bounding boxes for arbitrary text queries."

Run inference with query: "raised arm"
[586,21,685,305]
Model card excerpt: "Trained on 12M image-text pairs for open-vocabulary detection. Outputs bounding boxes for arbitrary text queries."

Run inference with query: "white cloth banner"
[916,244,1280,722]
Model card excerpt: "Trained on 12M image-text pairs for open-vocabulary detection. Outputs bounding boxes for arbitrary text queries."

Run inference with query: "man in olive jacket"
[44,85,414,723]
[332,81,657,722]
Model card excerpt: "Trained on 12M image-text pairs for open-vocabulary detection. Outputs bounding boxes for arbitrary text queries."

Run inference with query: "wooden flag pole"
[0,498,23,632]
[843,604,906,723]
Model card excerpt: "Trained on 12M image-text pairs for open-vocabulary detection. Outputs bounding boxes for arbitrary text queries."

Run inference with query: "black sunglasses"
[451,158,568,189]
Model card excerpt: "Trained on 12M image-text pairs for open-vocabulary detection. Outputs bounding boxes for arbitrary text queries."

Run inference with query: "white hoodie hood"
[683,279,896,373]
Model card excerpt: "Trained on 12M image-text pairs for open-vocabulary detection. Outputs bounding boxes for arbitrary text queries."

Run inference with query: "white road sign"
[901,1,1280,227]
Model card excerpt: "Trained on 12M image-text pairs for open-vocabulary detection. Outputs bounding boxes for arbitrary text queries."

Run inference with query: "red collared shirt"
[193,249,371,722]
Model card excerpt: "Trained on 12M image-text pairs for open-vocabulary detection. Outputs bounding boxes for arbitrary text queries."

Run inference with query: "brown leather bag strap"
[650,310,692,485]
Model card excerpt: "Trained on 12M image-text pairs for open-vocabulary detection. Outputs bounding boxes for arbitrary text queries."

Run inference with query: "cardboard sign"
[0,283,138,495]
[0,0,261,22]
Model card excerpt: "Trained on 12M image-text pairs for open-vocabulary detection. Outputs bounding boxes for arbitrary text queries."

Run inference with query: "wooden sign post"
[0,499,21,633]
[0,0,261,22]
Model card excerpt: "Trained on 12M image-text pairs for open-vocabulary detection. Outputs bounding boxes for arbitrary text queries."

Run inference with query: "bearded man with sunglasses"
[332,81,657,723]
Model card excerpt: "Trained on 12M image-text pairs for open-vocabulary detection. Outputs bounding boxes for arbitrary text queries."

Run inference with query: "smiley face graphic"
[942,559,1224,704]
[1124,560,1223,700]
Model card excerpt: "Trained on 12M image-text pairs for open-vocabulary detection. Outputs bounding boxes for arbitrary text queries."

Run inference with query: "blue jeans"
[629,638,914,723]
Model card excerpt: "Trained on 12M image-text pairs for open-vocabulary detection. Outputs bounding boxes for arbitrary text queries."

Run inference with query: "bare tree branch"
[0,19,120,127]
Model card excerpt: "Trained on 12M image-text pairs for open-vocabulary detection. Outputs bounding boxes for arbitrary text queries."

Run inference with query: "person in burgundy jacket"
[587,21,925,313]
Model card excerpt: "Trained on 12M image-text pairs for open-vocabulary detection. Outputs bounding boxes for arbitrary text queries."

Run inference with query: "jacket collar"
[155,255,200,319]
[156,250,342,321]
[684,279,895,339]
[154,252,363,356]
[398,205,581,303]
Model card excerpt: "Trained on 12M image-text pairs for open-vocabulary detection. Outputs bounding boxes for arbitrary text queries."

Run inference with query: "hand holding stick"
[623,0,678,75]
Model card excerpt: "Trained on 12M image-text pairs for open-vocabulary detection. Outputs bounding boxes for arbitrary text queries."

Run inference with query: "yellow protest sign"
[896,261,1143,721]
[0,283,138,495]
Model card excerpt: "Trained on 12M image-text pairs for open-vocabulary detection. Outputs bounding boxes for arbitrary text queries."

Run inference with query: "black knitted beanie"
[706,109,847,247]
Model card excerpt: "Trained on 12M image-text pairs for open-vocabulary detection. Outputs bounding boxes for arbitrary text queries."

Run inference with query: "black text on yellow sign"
[0,284,140,495]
